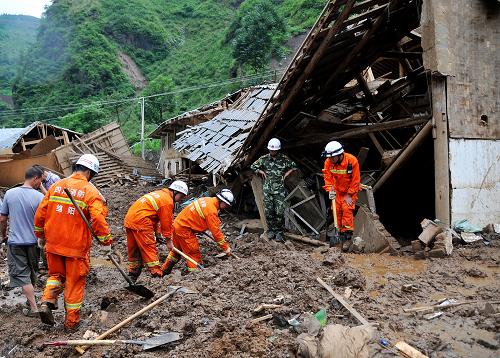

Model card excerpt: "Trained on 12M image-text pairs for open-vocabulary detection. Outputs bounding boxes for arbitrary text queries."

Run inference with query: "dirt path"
[0,184,498,357]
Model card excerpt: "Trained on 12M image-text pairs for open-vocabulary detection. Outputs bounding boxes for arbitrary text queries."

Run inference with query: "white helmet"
[267,138,281,151]
[76,154,100,174]
[324,141,344,157]
[169,180,188,195]
[216,188,234,206]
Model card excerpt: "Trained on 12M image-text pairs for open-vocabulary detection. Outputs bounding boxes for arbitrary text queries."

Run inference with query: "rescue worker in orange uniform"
[161,189,234,274]
[322,141,360,244]
[34,154,112,331]
[124,180,188,281]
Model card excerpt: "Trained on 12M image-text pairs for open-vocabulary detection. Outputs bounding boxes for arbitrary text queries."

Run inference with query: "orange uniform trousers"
[334,193,357,233]
[41,252,89,329]
[126,228,162,277]
[161,227,201,272]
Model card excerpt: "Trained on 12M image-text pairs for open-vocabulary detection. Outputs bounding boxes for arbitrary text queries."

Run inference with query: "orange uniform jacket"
[174,197,228,251]
[322,152,360,198]
[124,189,174,237]
[34,173,112,258]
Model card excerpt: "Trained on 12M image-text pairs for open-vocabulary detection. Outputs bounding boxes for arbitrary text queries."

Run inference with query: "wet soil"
[0,184,499,357]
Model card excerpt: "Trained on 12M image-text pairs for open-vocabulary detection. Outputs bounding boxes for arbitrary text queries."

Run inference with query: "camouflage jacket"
[250,153,297,194]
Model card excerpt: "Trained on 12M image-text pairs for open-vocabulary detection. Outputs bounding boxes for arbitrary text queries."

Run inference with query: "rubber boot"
[39,302,55,326]
[162,260,176,276]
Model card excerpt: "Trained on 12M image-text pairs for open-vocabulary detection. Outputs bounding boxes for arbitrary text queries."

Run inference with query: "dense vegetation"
[1,0,325,144]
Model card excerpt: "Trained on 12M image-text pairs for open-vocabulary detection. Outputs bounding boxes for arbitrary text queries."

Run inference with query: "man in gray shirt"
[0,165,44,317]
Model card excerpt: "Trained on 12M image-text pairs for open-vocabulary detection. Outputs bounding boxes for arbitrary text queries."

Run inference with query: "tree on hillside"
[231,0,287,72]
[142,74,176,124]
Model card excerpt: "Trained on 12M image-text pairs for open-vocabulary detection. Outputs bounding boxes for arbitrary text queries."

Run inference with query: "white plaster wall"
[449,138,500,227]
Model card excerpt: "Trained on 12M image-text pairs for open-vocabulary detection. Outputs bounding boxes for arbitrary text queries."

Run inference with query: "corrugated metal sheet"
[449,138,500,227]
[173,84,276,174]
[0,127,27,149]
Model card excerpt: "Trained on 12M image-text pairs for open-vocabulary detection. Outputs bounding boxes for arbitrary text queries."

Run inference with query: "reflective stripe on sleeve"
[96,233,111,243]
[34,226,44,233]
[193,200,205,219]
[330,169,347,174]
[143,194,159,211]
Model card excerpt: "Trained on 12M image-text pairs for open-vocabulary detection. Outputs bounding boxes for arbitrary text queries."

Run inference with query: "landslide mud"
[0,184,498,357]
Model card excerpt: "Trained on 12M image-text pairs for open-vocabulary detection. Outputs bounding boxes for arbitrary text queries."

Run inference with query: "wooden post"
[431,76,451,226]
[250,175,268,233]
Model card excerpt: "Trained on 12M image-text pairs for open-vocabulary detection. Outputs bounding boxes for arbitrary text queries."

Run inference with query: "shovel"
[327,197,341,247]
[45,332,181,351]
[74,285,197,354]
[64,188,154,299]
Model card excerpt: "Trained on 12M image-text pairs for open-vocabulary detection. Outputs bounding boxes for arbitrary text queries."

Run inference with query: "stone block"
[418,219,443,245]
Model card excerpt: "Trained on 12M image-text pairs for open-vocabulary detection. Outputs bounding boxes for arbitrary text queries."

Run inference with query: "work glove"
[166,238,174,251]
[224,247,232,257]
[37,237,46,249]
[329,189,336,200]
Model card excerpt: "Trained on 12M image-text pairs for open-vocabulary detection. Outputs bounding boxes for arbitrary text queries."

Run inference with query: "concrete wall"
[422,0,499,226]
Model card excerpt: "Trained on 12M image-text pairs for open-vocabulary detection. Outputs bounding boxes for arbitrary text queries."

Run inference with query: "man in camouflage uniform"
[250,138,297,241]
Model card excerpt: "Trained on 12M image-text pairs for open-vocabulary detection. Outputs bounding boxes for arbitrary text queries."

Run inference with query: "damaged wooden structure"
[53,122,160,187]
[0,121,160,188]
[0,122,79,186]
[150,87,262,177]
[228,0,429,251]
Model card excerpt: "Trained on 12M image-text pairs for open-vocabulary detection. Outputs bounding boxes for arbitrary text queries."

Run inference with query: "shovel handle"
[75,288,181,354]
[46,340,119,346]
[172,247,204,269]
[107,252,134,285]
[331,199,339,230]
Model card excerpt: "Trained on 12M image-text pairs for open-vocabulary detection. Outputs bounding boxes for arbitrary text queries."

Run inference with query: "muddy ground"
[0,183,498,357]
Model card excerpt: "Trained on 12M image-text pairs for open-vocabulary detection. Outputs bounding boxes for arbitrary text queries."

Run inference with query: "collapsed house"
[0,121,160,187]
[153,0,499,252]
[150,86,274,178]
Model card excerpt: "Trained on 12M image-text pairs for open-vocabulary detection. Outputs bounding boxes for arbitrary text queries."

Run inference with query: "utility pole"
[140,97,145,160]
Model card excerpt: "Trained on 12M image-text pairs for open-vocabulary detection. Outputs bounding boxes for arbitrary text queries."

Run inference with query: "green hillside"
[4,0,325,142]
[0,15,39,95]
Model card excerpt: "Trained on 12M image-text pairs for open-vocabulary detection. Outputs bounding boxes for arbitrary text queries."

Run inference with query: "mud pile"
[0,183,498,357]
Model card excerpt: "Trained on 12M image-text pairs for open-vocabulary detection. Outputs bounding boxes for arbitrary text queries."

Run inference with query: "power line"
[0,68,285,119]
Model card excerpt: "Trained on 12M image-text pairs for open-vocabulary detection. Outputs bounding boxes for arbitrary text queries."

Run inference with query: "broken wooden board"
[316,277,370,326]
[394,341,428,358]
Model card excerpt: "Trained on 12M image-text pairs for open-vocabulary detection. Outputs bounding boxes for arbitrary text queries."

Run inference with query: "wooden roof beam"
[317,0,403,102]
[242,0,357,167]
[290,117,429,148]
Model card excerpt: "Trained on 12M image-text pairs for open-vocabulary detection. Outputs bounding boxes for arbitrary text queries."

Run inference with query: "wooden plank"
[250,175,269,233]
[373,121,432,192]
[293,117,429,147]
[394,342,428,358]
[319,0,403,100]
[284,233,327,246]
[316,277,370,326]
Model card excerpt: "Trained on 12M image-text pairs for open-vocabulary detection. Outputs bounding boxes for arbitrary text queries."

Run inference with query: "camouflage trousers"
[263,190,287,233]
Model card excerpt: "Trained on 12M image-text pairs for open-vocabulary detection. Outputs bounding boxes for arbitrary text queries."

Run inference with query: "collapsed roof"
[230,0,427,180]
[0,121,80,154]
[171,84,277,174]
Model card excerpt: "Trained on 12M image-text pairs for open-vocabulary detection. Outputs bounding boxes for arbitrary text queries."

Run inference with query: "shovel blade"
[126,284,155,299]
[142,332,181,351]
[167,285,198,294]
[327,229,340,247]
